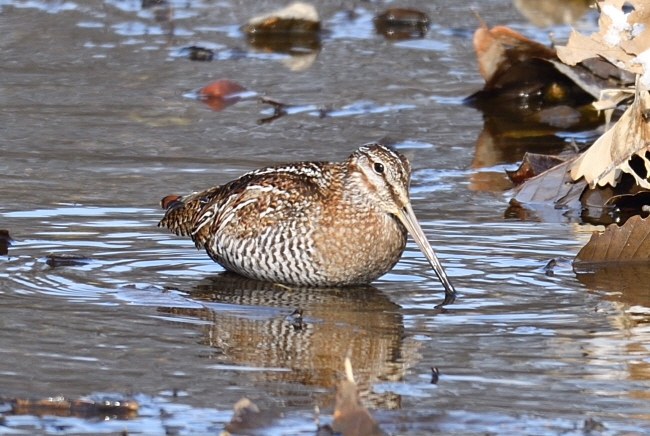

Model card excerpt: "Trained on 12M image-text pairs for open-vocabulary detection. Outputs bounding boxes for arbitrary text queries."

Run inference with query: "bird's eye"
[373,162,384,174]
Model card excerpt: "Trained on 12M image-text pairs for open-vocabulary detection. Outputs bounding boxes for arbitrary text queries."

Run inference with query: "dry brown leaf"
[199,80,246,98]
[241,2,320,34]
[592,88,634,111]
[592,87,634,124]
[472,14,556,87]
[556,0,650,75]
[198,79,247,112]
[331,358,385,436]
[570,79,650,188]
[574,214,650,266]
[506,152,567,184]
[511,156,586,206]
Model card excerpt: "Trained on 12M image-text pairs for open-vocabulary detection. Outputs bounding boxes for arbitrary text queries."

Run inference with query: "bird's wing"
[195,163,333,247]
[158,185,224,242]
[160,162,335,249]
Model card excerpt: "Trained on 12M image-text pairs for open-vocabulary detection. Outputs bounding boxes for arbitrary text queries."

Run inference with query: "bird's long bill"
[397,204,457,307]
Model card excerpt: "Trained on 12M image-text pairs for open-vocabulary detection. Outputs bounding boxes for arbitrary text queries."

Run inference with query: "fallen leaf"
[198,80,247,112]
[506,152,568,184]
[240,2,321,60]
[556,0,650,76]
[574,214,650,267]
[331,358,385,436]
[569,79,650,188]
[511,156,586,206]
[199,80,246,99]
[467,19,599,112]
[592,87,634,124]
[592,88,634,112]
[547,59,626,100]
[471,14,557,87]
[241,2,320,34]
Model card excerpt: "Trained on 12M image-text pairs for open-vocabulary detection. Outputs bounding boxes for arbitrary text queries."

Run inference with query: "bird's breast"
[311,206,407,285]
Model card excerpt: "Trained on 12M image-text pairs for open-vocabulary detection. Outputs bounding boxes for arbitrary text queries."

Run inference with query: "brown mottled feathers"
[158,162,335,250]
[158,185,223,242]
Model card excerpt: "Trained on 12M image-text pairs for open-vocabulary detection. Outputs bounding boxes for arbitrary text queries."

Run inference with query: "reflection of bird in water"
[159,143,456,306]
[158,275,410,409]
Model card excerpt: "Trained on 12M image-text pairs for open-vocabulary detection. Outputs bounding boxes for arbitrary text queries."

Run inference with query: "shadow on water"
[159,274,407,408]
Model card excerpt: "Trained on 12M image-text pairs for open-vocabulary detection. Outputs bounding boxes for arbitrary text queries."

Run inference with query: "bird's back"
[159,162,343,280]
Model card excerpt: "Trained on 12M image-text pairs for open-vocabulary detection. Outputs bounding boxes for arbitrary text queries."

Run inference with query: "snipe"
[159,143,456,306]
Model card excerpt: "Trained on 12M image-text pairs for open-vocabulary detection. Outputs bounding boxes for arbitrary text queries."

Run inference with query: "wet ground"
[1,0,649,434]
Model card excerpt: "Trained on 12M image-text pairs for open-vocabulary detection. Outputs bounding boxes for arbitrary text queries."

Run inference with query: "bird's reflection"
[158,274,410,409]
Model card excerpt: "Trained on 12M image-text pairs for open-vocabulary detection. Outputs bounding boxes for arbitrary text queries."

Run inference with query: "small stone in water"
[374,8,429,40]
[187,46,214,62]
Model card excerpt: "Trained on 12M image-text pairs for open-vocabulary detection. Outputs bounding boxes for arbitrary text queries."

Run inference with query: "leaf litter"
[473,0,650,286]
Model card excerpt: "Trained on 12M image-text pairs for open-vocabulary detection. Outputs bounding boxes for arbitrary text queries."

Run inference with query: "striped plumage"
[159,143,456,306]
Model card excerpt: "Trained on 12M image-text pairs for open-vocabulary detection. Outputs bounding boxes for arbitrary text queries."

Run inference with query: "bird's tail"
[158,185,222,248]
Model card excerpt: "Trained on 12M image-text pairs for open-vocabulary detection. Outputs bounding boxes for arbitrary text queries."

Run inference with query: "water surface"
[1,0,648,434]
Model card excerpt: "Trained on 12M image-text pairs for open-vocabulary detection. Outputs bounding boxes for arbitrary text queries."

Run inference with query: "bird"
[158,142,456,306]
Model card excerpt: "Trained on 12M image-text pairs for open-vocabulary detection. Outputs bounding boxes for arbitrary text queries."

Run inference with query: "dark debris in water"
[583,417,606,432]
[258,96,291,124]
[0,229,13,256]
[430,367,439,384]
[46,253,93,268]
[140,0,165,9]
[187,46,214,61]
[373,8,429,40]
[286,308,304,330]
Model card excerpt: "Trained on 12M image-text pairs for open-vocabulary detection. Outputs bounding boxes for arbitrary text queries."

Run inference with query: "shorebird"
[159,143,457,306]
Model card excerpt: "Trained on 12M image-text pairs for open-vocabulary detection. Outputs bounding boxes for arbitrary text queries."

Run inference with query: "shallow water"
[1,0,649,435]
